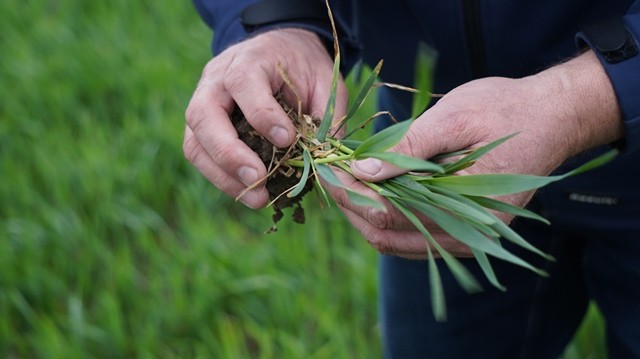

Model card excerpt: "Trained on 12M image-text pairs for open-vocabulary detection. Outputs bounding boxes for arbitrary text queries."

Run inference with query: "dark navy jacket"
[193,0,640,231]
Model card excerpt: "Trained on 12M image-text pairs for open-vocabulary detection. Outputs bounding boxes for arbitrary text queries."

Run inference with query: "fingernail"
[354,158,382,177]
[239,190,262,209]
[269,126,291,147]
[237,166,259,187]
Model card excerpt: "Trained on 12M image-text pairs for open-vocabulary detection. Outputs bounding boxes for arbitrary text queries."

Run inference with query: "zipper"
[462,0,487,78]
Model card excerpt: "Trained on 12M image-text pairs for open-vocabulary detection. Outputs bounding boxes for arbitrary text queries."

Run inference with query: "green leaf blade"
[441,133,517,175]
[490,220,555,261]
[424,149,618,196]
[388,197,448,320]
[315,164,386,211]
[401,198,547,276]
[390,176,497,226]
[357,152,444,173]
[466,195,550,225]
[424,173,558,196]
[340,139,362,150]
[344,60,383,122]
[314,163,343,188]
[423,184,553,260]
[316,53,341,142]
[411,43,436,119]
[427,249,446,321]
[563,149,618,177]
[345,190,386,211]
[287,150,312,198]
[471,249,506,292]
[352,120,412,157]
[388,196,489,322]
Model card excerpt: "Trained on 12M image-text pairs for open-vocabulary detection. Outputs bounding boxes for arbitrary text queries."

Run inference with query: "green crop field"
[0,1,605,358]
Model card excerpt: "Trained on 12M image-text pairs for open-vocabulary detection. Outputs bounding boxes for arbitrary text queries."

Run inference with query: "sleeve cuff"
[576,15,640,153]
[239,0,362,73]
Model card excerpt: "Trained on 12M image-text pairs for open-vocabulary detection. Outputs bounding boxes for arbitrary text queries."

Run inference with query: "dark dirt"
[231,100,315,227]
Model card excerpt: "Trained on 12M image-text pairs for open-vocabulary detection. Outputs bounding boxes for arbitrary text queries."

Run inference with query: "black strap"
[241,0,330,33]
[582,17,638,64]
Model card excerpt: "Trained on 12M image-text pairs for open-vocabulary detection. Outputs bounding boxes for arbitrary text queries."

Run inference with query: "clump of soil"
[231,97,318,228]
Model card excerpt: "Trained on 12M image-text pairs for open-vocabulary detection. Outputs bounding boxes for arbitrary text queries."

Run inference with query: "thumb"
[350,114,473,182]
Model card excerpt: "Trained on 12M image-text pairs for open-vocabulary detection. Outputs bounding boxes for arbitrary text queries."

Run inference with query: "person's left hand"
[325,51,623,259]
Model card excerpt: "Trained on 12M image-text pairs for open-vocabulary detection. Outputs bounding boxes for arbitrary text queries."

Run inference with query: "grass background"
[0,1,605,358]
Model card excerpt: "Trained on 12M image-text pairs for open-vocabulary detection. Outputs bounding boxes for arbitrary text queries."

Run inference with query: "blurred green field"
[0,1,605,358]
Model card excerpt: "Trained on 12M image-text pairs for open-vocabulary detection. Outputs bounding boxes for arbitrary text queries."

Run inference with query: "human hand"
[184,28,347,208]
[329,51,623,259]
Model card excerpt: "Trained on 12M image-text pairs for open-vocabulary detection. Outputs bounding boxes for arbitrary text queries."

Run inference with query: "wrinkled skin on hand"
[185,33,621,260]
[327,51,622,260]
[184,28,347,209]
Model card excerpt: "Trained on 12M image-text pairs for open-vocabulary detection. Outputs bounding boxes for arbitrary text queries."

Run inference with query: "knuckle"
[184,103,205,133]
[210,140,238,167]
[368,234,397,256]
[446,110,480,145]
[204,55,223,71]
[447,111,471,135]
[223,68,244,94]
[331,187,350,208]
[182,134,201,164]
[397,128,424,159]
[222,53,257,93]
[202,51,232,77]
[365,207,393,230]
[201,60,215,78]
[182,123,237,173]
[245,106,276,125]
[184,104,197,125]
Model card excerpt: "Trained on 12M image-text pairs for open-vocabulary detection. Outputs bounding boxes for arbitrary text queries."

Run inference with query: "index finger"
[223,58,297,148]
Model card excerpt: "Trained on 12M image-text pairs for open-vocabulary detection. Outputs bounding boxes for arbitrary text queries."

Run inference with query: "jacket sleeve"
[192,0,362,70]
[192,0,258,54]
[576,1,640,153]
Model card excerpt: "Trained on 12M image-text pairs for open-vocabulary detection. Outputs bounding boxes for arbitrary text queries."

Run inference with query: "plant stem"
[327,138,354,155]
[287,137,355,168]
[316,154,352,163]
[288,153,352,167]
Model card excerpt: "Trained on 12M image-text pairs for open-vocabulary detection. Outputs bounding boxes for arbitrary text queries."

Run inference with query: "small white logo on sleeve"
[568,193,620,206]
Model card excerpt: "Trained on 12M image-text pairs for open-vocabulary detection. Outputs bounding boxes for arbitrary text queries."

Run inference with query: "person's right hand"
[184,28,346,208]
